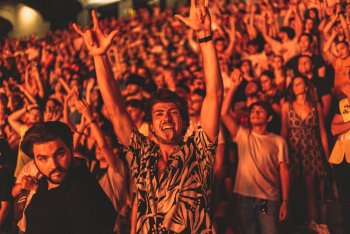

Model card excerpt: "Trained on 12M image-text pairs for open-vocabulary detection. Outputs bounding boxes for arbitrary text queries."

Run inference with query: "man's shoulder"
[67,158,96,186]
[266,132,287,144]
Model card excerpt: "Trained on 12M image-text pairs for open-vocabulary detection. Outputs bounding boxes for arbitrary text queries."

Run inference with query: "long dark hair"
[286,75,317,106]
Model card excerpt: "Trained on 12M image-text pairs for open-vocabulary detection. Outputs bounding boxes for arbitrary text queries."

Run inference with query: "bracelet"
[198,35,212,43]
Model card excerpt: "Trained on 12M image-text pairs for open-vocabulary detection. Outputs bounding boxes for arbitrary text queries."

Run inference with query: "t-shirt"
[14,125,31,178]
[329,98,350,164]
[25,159,116,234]
[99,165,128,234]
[233,127,289,201]
[126,127,217,233]
[270,38,299,63]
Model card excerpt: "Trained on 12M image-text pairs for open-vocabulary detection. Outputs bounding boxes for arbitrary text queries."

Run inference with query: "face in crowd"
[150,102,183,145]
[297,56,313,75]
[292,76,308,96]
[33,138,72,185]
[336,42,350,60]
[27,108,42,125]
[249,104,271,127]
[188,93,204,117]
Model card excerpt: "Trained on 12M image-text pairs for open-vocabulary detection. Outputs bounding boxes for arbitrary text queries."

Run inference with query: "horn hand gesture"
[72,10,118,56]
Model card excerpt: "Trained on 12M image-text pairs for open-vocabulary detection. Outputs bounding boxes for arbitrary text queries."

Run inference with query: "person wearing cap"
[21,121,116,234]
[73,0,223,232]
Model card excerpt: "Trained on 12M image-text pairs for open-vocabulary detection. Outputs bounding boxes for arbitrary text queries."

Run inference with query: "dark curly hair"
[144,89,190,136]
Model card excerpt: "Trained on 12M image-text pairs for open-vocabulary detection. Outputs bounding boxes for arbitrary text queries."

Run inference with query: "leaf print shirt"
[125,126,217,234]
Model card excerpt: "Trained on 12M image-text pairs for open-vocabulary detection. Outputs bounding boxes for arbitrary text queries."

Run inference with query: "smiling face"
[150,102,183,145]
[33,139,72,187]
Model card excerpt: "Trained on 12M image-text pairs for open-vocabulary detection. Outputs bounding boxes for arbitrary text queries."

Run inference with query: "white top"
[16,160,42,232]
[99,165,128,234]
[233,127,289,200]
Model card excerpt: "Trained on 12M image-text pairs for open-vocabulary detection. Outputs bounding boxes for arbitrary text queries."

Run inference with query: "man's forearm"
[93,55,134,146]
[279,163,290,203]
[197,30,223,141]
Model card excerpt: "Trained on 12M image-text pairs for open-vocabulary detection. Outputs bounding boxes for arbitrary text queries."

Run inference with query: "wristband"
[198,35,212,43]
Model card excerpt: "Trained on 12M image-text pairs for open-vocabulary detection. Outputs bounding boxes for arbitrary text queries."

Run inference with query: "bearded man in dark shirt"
[21,121,116,234]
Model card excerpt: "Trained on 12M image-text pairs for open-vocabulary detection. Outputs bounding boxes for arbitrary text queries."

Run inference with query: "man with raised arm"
[221,70,290,234]
[73,0,223,233]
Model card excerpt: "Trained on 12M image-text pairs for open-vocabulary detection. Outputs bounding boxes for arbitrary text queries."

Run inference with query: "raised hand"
[65,88,79,103]
[75,99,93,122]
[86,78,96,91]
[175,0,211,36]
[20,176,38,191]
[72,10,118,56]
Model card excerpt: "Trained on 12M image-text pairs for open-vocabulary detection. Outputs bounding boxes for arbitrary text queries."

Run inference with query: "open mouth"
[161,125,174,130]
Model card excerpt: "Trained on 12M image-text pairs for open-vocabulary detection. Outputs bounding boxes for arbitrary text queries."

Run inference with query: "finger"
[191,0,196,9]
[86,29,94,47]
[204,0,209,8]
[106,30,119,44]
[72,23,84,36]
[196,9,203,23]
[81,99,90,108]
[92,10,101,32]
[175,15,192,27]
[200,6,206,18]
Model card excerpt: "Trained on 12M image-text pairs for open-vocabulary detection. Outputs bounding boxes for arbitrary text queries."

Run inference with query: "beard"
[47,168,68,184]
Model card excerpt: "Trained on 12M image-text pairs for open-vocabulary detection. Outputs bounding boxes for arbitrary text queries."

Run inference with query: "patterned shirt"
[126,127,217,234]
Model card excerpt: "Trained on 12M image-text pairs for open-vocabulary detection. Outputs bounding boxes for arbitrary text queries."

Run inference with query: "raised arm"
[16,84,37,105]
[224,16,236,57]
[76,100,123,171]
[73,10,135,147]
[8,106,30,134]
[323,29,337,65]
[176,0,223,142]
[221,69,242,139]
[32,66,45,99]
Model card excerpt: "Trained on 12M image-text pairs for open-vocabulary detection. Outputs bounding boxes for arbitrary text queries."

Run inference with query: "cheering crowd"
[0,0,350,233]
